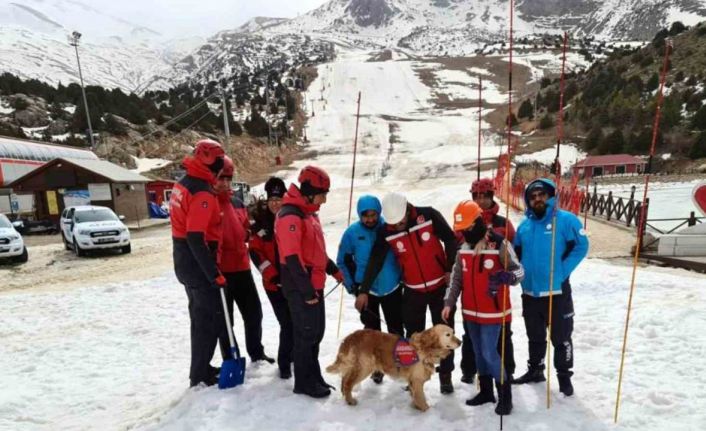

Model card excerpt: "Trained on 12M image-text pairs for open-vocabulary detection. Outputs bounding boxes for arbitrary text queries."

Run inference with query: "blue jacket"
[513,178,589,298]
[336,195,401,297]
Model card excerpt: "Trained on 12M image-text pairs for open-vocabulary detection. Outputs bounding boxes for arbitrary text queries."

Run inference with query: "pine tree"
[584,125,603,151]
[692,106,706,130]
[599,129,625,154]
[518,99,534,119]
[690,132,706,159]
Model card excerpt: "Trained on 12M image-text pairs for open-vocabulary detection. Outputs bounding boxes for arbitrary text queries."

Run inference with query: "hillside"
[515,21,706,165]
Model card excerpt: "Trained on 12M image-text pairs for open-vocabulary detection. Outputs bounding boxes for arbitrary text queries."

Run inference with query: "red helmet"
[470,178,495,194]
[298,165,330,193]
[219,156,234,177]
[194,139,225,165]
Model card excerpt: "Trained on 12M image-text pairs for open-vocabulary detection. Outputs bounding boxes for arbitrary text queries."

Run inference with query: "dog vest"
[393,338,419,367]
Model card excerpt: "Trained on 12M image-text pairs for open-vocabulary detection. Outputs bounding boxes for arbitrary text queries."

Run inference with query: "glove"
[333,270,344,283]
[213,274,227,289]
[489,271,516,286]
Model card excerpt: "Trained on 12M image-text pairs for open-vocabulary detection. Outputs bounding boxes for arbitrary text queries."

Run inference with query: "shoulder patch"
[417,215,425,224]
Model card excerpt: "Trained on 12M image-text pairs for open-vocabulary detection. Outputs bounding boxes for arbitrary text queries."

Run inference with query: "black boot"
[494,381,513,415]
[466,375,496,406]
[371,371,384,384]
[461,374,475,384]
[252,353,276,364]
[558,374,574,396]
[293,384,331,398]
[439,372,454,394]
[512,365,546,385]
[279,364,292,380]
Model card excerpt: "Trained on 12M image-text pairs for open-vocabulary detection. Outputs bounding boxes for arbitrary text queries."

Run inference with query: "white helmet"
[382,192,408,225]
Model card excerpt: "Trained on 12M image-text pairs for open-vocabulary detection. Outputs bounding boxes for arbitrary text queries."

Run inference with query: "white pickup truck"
[60,206,131,256]
[0,213,28,263]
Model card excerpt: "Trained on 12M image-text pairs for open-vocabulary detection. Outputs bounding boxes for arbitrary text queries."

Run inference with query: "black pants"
[461,321,516,377]
[402,286,455,374]
[360,287,404,336]
[266,289,294,373]
[282,286,326,391]
[522,283,574,376]
[184,283,230,385]
[223,271,265,361]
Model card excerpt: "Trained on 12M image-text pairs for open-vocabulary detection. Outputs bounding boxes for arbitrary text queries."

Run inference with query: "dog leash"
[323,281,342,299]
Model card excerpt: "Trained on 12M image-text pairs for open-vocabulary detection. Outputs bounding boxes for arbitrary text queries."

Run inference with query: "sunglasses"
[529,190,548,201]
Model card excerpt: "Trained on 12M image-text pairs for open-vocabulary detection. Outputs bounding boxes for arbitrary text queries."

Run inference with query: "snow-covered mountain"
[0,0,204,93]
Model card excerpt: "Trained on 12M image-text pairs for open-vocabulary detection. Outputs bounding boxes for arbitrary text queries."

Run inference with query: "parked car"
[60,206,131,257]
[0,213,28,263]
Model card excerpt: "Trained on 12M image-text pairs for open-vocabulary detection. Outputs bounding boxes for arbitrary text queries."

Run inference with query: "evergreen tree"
[518,99,534,119]
[692,105,706,130]
[584,125,603,151]
[539,114,554,130]
[690,132,706,159]
[599,129,625,154]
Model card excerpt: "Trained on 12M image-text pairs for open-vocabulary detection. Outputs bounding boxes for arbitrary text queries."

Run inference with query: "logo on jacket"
[421,232,431,241]
[546,223,552,230]
[396,241,406,252]
[484,259,494,270]
[201,201,209,208]
[417,215,425,224]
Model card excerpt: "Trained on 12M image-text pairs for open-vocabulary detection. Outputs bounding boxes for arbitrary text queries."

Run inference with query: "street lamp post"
[68,31,95,150]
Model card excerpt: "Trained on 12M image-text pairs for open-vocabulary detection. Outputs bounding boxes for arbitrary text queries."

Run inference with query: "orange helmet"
[452,200,482,231]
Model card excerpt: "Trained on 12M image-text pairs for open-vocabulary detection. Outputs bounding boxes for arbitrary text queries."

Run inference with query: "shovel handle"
[219,287,240,359]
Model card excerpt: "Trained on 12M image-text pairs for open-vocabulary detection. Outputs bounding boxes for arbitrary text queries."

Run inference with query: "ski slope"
[2,50,706,431]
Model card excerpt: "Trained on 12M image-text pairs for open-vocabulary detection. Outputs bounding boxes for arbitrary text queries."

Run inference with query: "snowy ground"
[2,49,706,431]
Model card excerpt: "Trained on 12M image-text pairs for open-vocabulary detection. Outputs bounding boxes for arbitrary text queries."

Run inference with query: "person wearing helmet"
[275,165,344,398]
[214,156,275,367]
[511,178,588,397]
[336,195,403,384]
[442,200,524,415]
[249,176,295,379]
[359,192,459,394]
[460,177,518,385]
[170,139,228,387]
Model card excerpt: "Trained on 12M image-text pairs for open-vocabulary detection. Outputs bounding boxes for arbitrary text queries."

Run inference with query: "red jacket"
[249,212,280,291]
[170,156,222,287]
[218,192,251,273]
[361,205,457,294]
[275,185,338,300]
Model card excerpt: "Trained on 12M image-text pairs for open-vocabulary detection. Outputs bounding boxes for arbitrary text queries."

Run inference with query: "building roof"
[0,136,97,162]
[573,154,646,168]
[9,157,149,186]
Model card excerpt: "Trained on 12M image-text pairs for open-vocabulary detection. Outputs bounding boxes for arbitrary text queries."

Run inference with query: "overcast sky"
[97,0,329,37]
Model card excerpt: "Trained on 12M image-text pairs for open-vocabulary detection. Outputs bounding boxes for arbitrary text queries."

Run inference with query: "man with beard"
[337,195,402,384]
[512,178,589,397]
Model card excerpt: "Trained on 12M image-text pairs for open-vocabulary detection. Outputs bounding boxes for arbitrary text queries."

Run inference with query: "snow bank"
[131,156,172,173]
[515,144,587,173]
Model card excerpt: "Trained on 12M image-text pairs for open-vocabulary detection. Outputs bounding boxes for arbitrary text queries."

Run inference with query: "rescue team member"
[442,200,524,415]
[359,192,459,394]
[336,195,403,384]
[512,178,589,397]
[170,139,228,387]
[275,166,344,398]
[249,176,294,379]
[215,156,274,365]
[459,178,518,385]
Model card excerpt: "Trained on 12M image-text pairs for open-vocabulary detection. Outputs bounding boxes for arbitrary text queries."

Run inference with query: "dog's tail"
[326,353,344,374]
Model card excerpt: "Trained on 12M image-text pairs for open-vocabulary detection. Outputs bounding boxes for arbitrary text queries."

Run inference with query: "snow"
[3,48,706,430]
[0,97,14,114]
[667,7,706,27]
[131,156,172,173]
[515,145,587,173]
[62,105,76,115]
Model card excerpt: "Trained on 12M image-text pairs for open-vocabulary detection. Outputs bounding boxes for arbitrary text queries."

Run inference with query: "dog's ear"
[413,328,440,356]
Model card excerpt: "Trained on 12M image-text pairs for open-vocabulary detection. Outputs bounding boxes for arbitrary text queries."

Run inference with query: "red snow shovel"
[218,287,246,389]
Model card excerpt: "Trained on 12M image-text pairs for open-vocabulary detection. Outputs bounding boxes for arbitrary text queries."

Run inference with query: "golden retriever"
[326,324,462,411]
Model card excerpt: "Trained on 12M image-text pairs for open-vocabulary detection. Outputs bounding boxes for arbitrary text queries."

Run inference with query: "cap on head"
[382,192,408,225]
[265,176,286,199]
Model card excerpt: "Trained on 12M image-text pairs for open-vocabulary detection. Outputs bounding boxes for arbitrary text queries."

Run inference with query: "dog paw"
[346,397,358,406]
[414,403,430,412]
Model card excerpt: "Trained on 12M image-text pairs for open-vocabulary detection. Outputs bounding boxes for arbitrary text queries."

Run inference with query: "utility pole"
[68,31,95,150]
[310,98,315,117]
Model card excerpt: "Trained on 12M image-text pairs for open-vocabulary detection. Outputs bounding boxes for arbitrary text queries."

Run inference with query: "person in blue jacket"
[511,178,589,396]
[336,195,403,384]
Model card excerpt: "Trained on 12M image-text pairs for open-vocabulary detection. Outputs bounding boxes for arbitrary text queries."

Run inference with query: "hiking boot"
[293,383,331,399]
[512,366,546,385]
[279,366,292,380]
[558,374,574,396]
[371,371,384,384]
[466,375,496,406]
[190,373,219,388]
[439,372,454,394]
[252,353,275,364]
[494,381,513,415]
[461,374,475,385]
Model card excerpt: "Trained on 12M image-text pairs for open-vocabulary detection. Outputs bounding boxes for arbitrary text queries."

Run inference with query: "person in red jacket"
[215,156,274,365]
[249,176,294,379]
[359,192,459,394]
[275,166,344,398]
[170,139,228,387]
[442,200,524,415]
[459,178,518,384]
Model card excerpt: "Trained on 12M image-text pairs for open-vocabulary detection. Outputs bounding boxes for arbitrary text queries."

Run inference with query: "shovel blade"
[218,357,246,389]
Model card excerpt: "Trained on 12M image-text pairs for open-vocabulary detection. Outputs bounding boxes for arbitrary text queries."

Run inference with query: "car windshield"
[0,215,11,229]
[74,209,118,223]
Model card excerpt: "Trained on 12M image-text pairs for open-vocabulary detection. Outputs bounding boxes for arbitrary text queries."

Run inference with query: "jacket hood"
[357,195,382,222]
[182,156,217,183]
[282,184,320,214]
[524,178,557,220]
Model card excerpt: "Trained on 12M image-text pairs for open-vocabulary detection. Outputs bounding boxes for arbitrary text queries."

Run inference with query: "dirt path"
[0,226,173,295]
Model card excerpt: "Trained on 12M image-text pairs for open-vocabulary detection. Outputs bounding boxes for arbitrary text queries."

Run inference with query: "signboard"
[63,190,90,207]
[46,191,58,215]
[88,183,112,201]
